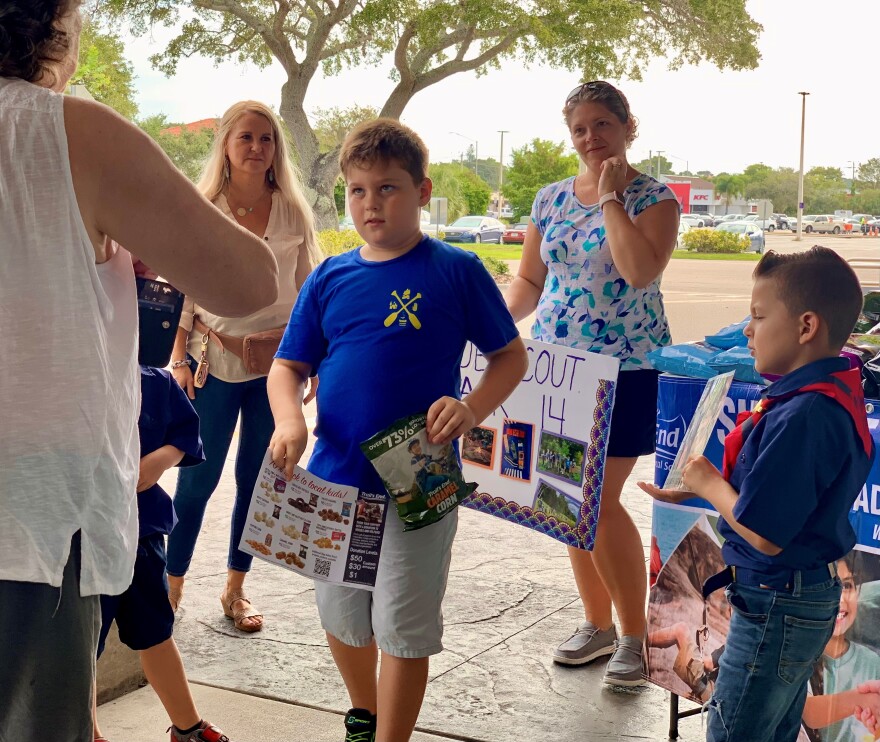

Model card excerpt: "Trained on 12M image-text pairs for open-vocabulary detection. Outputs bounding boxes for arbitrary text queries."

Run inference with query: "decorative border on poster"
[464,378,615,550]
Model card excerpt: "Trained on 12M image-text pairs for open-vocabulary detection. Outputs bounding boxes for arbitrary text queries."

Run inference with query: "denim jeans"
[706,575,841,742]
[166,365,274,576]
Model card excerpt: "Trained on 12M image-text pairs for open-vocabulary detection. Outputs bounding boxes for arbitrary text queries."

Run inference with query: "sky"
[120,0,879,177]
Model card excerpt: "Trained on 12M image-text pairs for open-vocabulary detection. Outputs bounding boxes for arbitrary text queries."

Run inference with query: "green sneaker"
[344,708,376,742]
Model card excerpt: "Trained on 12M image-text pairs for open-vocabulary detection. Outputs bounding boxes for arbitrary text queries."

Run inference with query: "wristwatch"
[598,191,624,210]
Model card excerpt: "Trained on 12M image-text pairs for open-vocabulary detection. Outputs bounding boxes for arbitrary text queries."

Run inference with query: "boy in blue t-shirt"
[267,119,527,742]
[641,246,875,742]
[92,366,231,742]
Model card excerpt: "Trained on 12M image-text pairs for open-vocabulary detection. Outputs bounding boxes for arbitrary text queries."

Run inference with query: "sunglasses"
[565,81,628,121]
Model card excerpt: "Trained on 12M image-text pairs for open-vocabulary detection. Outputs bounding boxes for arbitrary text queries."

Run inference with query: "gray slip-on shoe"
[602,634,647,687]
[553,621,618,666]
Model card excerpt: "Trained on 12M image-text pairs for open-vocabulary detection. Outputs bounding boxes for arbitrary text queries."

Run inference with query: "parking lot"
[509,231,880,344]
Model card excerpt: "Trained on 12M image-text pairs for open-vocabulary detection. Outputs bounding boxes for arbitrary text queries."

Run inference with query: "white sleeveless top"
[0,78,140,596]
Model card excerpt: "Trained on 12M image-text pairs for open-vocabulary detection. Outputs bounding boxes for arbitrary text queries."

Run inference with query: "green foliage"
[633,155,674,178]
[713,173,746,209]
[316,229,509,279]
[71,18,138,119]
[317,229,362,256]
[682,228,748,254]
[313,105,380,154]
[804,166,846,214]
[103,0,761,230]
[479,256,510,278]
[429,163,491,221]
[503,139,579,220]
[334,178,346,216]
[859,159,880,189]
[138,115,216,182]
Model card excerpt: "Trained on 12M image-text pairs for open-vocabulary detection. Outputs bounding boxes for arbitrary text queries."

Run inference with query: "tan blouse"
[179,191,312,382]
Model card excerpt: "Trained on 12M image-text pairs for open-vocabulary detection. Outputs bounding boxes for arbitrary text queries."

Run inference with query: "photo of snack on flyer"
[240,452,386,590]
[361,411,477,531]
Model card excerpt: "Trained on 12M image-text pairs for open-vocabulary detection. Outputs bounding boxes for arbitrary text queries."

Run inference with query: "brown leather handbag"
[193,317,285,376]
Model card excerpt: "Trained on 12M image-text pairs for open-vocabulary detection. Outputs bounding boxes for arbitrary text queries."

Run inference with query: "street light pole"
[848,160,857,196]
[796,92,809,241]
[655,150,665,180]
[449,131,479,176]
[498,130,509,215]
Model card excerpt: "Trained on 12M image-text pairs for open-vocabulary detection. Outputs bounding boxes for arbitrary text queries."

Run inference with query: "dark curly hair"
[0,1,76,84]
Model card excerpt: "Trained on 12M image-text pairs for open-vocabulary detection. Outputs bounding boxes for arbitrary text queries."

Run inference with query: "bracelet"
[171,359,190,369]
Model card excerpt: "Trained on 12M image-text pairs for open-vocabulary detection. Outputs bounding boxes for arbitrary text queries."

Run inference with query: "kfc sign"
[666,183,691,208]
[693,194,709,201]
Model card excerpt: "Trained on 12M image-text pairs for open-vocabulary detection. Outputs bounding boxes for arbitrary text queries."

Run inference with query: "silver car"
[716,222,765,253]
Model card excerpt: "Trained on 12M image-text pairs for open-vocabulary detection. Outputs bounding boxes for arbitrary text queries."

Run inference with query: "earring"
[224,158,230,181]
[267,167,275,183]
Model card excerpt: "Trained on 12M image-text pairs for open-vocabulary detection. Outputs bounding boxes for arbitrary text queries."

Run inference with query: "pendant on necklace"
[236,207,249,217]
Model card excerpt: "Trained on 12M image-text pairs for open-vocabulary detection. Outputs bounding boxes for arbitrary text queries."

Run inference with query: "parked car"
[502,221,529,244]
[792,214,843,234]
[715,214,747,226]
[772,213,790,229]
[790,215,818,233]
[743,214,777,231]
[681,213,710,228]
[716,222,765,253]
[675,220,691,250]
[443,215,505,243]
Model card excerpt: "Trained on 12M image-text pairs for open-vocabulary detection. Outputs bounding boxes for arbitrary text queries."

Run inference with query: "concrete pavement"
[98,451,691,741]
[100,241,832,741]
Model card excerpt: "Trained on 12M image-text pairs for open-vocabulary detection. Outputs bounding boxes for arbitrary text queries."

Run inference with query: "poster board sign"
[663,371,733,491]
[648,374,880,742]
[460,339,619,551]
[240,452,387,590]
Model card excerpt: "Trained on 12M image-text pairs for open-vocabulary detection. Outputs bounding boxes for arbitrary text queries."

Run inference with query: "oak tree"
[105,0,761,228]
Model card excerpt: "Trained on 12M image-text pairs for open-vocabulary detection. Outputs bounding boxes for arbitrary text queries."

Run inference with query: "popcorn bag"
[361,412,477,531]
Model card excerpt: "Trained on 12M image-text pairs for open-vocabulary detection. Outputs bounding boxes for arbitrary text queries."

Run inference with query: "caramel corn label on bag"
[361,412,477,531]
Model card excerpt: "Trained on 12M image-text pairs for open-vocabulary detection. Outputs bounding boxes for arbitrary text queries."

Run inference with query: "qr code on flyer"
[314,558,331,578]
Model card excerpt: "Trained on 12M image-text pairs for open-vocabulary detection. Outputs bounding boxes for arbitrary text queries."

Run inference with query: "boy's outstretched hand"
[637,480,694,504]
[427,396,476,445]
[270,417,309,479]
[637,455,723,504]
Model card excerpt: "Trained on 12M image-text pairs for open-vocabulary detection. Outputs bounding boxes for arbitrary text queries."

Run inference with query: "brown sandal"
[221,588,263,633]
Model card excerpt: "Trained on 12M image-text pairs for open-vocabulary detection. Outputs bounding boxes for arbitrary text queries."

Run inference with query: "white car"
[681,213,710,229]
[743,214,776,231]
[675,220,691,250]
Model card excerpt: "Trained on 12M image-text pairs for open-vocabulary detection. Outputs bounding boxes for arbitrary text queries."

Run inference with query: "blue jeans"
[166,366,274,576]
[706,575,841,742]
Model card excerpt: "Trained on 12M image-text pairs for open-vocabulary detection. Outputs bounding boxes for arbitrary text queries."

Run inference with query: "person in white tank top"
[0,2,279,738]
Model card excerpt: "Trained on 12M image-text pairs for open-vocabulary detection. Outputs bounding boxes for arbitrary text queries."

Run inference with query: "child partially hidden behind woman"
[92,363,232,742]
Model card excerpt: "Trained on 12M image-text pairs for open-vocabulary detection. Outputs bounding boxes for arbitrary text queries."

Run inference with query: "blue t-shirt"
[530,174,678,370]
[276,236,519,493]
[138,366,204,538]
[720,357,874,575]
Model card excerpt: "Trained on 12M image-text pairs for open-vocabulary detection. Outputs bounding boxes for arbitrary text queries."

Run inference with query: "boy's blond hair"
[339,118,429,186]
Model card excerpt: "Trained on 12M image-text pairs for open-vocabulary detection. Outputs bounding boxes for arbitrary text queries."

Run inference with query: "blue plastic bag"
[647,342,721,379]
[708,346,766,385]
[704,319,749,350]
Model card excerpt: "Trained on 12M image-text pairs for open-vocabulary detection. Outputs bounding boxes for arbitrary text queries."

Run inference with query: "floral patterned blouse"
[530,174,678,371]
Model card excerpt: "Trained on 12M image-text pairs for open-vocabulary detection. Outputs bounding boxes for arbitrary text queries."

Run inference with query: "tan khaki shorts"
[314,508,458,658]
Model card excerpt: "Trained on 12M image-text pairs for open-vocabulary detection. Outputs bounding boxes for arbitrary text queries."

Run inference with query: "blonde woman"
[167,101,321,632]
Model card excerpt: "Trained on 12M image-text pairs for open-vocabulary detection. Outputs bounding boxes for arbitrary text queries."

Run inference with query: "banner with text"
[460,339,619,551]
[647,374,880,742]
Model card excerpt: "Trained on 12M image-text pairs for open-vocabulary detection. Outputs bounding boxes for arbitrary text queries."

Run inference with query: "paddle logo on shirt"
[384,288,422,329]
